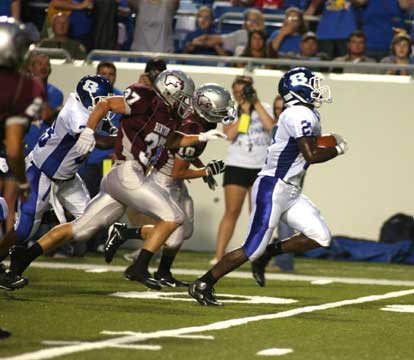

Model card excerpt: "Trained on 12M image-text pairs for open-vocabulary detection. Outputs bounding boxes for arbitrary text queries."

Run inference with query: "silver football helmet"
[153,69,195,119]
[0,17,31,68]
[193,83,236,124]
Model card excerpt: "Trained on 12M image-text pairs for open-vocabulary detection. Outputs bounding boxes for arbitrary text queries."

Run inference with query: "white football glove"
[75,127,96,156]
[332,133,348,155]
[198,129,227,142]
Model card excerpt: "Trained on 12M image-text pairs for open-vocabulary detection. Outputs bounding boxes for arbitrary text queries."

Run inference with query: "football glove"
[203,173,218,190]
[75,128,96,156]
[198,129,227,142]
[206,160,225,176]
[332,133,348,155]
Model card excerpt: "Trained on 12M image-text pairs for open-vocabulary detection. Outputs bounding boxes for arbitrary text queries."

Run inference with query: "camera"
[242,83,257,103]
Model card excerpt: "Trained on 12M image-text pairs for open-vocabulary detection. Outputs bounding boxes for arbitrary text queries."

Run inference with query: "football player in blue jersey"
[189,67,348,306]
[0,74,115,290]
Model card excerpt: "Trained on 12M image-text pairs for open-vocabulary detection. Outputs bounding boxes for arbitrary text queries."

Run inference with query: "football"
[316,134,337,148]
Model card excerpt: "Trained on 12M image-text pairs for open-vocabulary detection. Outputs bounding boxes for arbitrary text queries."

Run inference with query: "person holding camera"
[210,75,275,265]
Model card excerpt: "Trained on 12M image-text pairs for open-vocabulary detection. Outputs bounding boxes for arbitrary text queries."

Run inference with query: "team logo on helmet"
[164,74,184,90]
[196,94,213,109]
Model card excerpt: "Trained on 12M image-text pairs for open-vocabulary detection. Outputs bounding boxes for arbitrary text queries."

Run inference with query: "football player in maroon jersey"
[0,18,44,202]
[1,71,226,291]
[0,18,44,266]
[0,17,44,338]
[103,83,235,288]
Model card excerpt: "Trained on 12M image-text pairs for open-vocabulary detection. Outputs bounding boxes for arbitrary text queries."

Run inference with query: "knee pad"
[306,223,331,247]
[164,225,185,250]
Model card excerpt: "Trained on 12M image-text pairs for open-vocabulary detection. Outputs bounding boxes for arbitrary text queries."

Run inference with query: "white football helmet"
[193,83,236,124]
[153,70,195,119]
[0,17,31,68]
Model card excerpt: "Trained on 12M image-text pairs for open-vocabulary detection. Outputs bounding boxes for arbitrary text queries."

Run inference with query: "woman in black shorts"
[211,75,275,264]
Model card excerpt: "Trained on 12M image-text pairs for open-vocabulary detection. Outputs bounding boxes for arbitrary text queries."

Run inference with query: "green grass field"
[1,252,414,359]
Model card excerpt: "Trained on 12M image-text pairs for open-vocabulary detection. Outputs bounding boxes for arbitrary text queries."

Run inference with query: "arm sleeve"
[222,30,247,53]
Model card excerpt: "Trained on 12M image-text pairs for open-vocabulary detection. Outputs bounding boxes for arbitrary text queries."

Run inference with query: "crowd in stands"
[1,0,413,73]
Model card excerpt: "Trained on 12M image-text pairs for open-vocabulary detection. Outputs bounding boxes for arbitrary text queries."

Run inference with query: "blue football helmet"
[76,74,114,112]
[278,67,332,107]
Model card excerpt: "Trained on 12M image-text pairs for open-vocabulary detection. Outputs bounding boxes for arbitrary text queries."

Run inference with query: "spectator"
[305,0,358,60]
[240,30,269,58]
[284,31,329,60]
[0,0,20,19]
[255,0,284,8]
[24,52,64,127]
[236,30,269,68]
[38,12,87,60]
[183,6,223,58]
[192,8,265,56]
[268,7,307,57]
[210,75,275,265]
[333,30,376,73]
[42,0,93,40]
[380,32,413,75]
[23,52,63,157]
[355,0,411,61]
[67,0,94,51]
[91,0,118,50]
[130,0,179,53]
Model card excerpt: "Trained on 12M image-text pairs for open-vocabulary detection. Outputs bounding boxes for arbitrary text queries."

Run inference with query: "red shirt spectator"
[255,0,284,8]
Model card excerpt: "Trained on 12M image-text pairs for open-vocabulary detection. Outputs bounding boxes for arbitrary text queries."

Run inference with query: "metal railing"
[85,50,414,75]
[32,47,73,63]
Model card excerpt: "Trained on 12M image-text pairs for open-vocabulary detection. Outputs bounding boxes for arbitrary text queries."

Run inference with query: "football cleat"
[124,266,162,291]
[9,245,30,276]
[0,271,28,291]
[251,247,273,288]
[154,271,189,288]
[188,280,222,306]
[0,328,11,340]
[104,223,128,263]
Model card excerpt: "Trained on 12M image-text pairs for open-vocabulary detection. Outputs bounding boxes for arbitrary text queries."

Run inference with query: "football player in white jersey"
[189,67,348,306]
[0,74,115,289]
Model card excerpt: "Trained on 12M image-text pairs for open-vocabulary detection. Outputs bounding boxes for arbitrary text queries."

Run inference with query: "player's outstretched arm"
[166,129,227,149]
[85,96,128,131]
[171,157,207,180]
[297,136,345,164]
[76,97,128,156]
[171,157,225,181]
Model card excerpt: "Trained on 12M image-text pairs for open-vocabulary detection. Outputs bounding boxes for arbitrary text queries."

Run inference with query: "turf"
[1,252,414,359]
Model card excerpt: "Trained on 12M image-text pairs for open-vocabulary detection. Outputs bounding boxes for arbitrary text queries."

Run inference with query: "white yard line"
[3,288,414,360]
[25,260,414,287]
